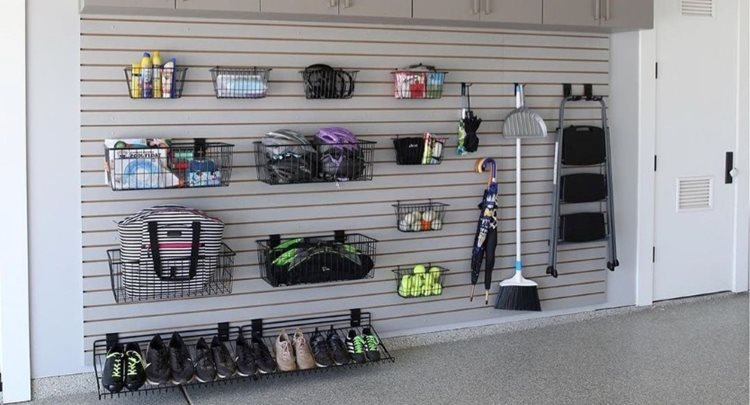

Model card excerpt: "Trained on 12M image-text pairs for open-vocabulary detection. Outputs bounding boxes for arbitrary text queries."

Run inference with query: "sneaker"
[362,328,381,362]
[124,343,147,391]
[346,330,366,364]
[275,330,297,372]
[252,336,276,374]
[145,335,171,385]
[309,328,333,368]
[168,332,195,385]
[102,344,125,393]
[292,329,316,370]
[326,326,351,366]
[194,338,216,383]
[235,333,256,377]
[210,336,236,379]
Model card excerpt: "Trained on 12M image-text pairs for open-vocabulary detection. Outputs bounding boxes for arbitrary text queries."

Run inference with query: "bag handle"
[148,221,202,281]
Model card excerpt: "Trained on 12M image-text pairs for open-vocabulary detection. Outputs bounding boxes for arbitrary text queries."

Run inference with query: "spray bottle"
[152,51,162,98]
[140,52,153,98]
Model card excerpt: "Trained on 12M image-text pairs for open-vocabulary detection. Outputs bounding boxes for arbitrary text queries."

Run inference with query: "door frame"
[0,0,32,402]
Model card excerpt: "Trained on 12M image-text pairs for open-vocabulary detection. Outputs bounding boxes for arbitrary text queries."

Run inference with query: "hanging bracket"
[350,308,362,327]
[218,322,230,342]
[106,333,120,350]
[251,318,264,339]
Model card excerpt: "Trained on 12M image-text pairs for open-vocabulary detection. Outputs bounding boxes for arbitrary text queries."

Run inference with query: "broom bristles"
[495,285,541,312]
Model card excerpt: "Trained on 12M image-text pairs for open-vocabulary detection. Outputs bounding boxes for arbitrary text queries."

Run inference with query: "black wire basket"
[301,65,359,99]
[393,265,449,299]
[107,243,235,303]
[393,135,448,165]
[393,200,449,232]
[257,231,378,287]
[254,139,375,185]
[210,66,272,99]
[391,65,447,99]
[104,138,234,191]
[124,66,188,99]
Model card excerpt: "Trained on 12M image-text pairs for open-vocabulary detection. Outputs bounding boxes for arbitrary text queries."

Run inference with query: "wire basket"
[210,66,271,99]
[257,231,378,287]
[107,243,235,303]
[391,65,447,99]
[104,139,234,191]
[254,139,375,185]
[393,135,448,165]
[301,65,359,99]
[393,265,449,298]
[393,200,449,232]
[124,66,188,99]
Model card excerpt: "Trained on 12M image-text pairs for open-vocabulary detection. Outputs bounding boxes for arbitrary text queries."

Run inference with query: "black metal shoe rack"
[93,309,394,400]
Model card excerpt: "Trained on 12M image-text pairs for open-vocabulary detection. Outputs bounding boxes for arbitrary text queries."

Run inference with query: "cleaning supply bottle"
[140,52,153,98]
[130,63,142,98]
[152,51,162,98]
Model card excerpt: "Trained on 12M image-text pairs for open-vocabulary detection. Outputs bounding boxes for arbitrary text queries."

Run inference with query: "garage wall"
[80,16,612,359]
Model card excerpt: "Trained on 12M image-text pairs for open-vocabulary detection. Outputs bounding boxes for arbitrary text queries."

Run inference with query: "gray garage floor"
[22,293,749,405]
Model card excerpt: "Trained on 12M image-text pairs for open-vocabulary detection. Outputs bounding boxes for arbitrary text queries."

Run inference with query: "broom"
[496,83,545,312]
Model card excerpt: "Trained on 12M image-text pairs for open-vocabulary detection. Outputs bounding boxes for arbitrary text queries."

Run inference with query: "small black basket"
[393,135,448,165]
[104,139,234,191]
[257,231,378,287]
[301,66,358,99]
[393,265,449,298]
[393,200,449,232]
[254,139,375,185]
[210,66,271,99]
[124,66,187,99]
[107,243,236,303]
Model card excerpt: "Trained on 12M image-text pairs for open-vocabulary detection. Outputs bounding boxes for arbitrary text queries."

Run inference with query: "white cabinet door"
[176,0,260,12]
[82,0,175,9]
[600,0,653,29]
[480,0,541,24]
[413,0,480,21]
[339,0,411,18]
[543,0,600,26]
[261,0,339,15]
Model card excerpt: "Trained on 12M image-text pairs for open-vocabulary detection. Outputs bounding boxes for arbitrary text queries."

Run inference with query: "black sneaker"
[235,333,256,377]
[309,328,333,368]
[211,336,236,379]
[326,326,351,366]
[362,328,381,362]
[251,336,276,374]
[102,344,125,393]
[145,335,170,385]
[168,332,195,385]
[345,330,366,364]
[194,338,216,383]
[124,343,147,391]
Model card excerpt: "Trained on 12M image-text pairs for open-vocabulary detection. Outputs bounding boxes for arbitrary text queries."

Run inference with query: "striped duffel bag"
[118,205,225,299]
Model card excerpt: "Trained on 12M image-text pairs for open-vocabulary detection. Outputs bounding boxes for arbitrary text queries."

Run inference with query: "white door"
[653,0,739,300]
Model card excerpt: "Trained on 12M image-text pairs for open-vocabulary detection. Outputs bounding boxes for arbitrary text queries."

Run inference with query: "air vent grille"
[681,0,714,17]
[677,177,713,211]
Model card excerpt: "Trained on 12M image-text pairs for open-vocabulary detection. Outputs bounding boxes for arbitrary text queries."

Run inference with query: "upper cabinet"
[81,0,175,11]
[413,0,480,22]
[600,0,653,29]
[176,0,260,13]
[543,0,653,29]
[261,0,339,15]
[480,0,542,24]
[339,0,412,18]
[543,0,600,27]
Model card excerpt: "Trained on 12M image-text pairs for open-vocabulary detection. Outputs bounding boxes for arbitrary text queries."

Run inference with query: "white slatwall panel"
[80,16,610,356]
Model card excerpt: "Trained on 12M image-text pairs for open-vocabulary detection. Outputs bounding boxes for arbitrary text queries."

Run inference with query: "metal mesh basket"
[210,66,271,99]
[393,200,449,232]
[124,66,187,99]
[104,139,234,191]
[393,135,448,165]
[301,67,358,99]
[393,265,449,298]
[391,67,447,99]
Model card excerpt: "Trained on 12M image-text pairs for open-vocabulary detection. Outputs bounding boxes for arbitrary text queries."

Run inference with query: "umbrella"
[457,83,483,155]
[470,158,499,304]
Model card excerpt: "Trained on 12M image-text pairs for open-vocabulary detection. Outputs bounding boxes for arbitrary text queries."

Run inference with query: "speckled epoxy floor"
[21,293,749,405]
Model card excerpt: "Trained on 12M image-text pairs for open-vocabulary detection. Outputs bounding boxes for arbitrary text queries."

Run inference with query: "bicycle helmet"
[314,127,364,181]
[262,130,316,184]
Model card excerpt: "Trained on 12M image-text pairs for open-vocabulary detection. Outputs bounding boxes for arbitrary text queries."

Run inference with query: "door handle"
[604,0,611,21]
[726,152,737,184]
[472,0,480,15]
[484,0,491,15]
[594,0,601,20]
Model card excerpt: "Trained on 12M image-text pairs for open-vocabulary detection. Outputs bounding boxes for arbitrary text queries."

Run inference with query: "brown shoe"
[275,330,297,372]
[293,329,316,370]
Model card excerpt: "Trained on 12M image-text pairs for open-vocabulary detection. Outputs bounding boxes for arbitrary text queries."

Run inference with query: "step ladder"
[547,85,619,278]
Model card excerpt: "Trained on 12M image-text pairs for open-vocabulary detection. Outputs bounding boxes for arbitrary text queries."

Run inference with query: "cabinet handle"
[484,0,491,15]
[605,0,611,20]
[344,0,351,8]
[329,0,338,8]
[472,0,480,15]
[594,0,601,20]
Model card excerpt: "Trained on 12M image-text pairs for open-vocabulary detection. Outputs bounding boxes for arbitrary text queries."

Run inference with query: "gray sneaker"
[293,329,316,370]
[275,330,297,372]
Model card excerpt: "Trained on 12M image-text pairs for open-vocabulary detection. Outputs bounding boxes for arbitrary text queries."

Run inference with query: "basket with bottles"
[124,51,188,99]
[391,64,448,99]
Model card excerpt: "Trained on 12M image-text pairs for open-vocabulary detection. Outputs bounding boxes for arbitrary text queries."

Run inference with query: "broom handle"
[515,83,523,272]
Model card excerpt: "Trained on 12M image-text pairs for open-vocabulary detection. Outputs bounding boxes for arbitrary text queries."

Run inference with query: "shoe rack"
[93,309,394,399]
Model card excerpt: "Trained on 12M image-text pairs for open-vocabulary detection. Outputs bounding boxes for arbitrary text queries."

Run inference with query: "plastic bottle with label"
[152,51,162,98]
[140,52,153,98]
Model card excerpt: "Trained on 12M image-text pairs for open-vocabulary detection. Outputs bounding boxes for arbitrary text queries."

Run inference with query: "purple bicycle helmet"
[314,127,363,181]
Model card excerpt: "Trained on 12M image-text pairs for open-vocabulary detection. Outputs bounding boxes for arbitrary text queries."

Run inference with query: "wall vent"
[681,0,714,17]
[677,177,713,211]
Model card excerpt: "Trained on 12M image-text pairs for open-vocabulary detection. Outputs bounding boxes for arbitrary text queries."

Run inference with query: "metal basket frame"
[210,66,272,99]
[393,200,449,232]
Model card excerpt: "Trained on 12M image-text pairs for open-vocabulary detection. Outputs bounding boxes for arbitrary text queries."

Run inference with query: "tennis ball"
[422,210,436,222]
[433,285,442,295]
[413,265,427,274]
[431,219,443,230]
[422,286,431,296]
[410,222,422,232]
[398,219,409,231]
[400,275,411,289]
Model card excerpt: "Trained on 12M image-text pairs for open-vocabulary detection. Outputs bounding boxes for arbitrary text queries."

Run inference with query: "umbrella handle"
[475,157,497,185]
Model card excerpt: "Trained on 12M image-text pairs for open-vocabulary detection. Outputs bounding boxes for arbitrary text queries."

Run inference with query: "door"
[82,0,175,9]
[600,0,654,29]
[480,0,542,24]
[413,0,480,21]
[653,0,739,300]
[339,0,411,18]
[260,0,338,15]
[176,0,260,12]
[543,0,600,26]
